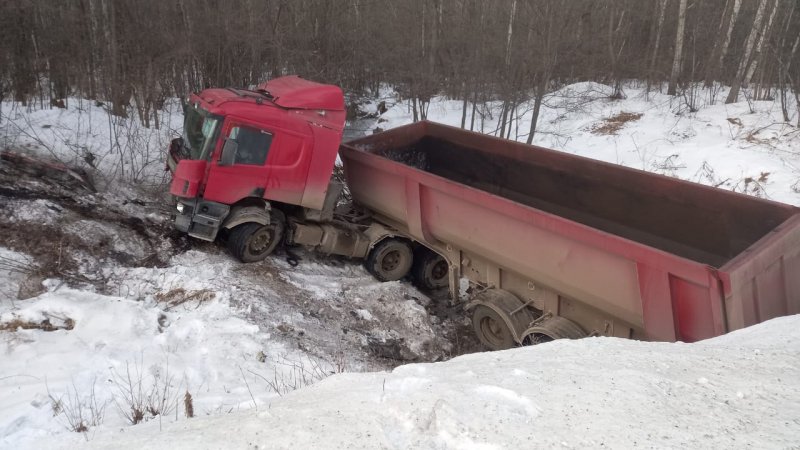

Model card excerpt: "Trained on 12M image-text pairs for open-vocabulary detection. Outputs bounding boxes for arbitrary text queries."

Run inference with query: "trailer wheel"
[468,289,535,351]
[227,211,285,263]
[521,316,586,345]
[411,249,449,290]
[472,305,515,350]
[365,238,414,281]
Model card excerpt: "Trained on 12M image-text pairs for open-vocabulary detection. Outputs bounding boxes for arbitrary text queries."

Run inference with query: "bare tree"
[1,0,798,130]
[668,0,688,95]
[648,0,669,89]
[705,0,742,87]
[744,0,780,94]
[726,0,770,103]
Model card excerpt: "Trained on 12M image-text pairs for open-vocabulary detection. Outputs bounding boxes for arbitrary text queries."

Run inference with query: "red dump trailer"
[167,76,799,350]
[339,121,800,348]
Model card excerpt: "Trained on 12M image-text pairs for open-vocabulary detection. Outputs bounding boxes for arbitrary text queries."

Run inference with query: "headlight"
[176,203,185,214]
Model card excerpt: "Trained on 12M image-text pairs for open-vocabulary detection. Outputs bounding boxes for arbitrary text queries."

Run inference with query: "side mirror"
[219,138,238,166]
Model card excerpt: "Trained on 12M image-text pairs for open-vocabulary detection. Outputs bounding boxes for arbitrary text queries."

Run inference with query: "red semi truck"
[168,76,800,350]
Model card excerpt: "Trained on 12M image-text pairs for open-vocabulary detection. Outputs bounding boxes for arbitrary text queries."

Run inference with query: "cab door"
[202,116,312,206]
[203,118,275,205]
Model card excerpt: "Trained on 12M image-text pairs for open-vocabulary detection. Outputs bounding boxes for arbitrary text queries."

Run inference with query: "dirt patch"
[1,222,92,286]
[591,111,643,135]
[0,149,191,293]
[230,255,468,368]
[423,294,484,358]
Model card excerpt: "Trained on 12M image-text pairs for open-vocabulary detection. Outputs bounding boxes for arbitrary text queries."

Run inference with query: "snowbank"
[38,315,800,449]
[0,285,292,446]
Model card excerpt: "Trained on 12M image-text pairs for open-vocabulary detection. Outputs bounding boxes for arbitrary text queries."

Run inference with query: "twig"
[239,365,258,410]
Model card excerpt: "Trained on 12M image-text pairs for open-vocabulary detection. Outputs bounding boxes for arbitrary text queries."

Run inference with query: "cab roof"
[257,76,344,111]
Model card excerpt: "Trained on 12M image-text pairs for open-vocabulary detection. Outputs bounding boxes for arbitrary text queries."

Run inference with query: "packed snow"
[2,82,800,448]
[30,315,800,449]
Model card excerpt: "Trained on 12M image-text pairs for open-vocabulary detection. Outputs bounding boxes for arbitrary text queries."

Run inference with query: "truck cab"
[168,76,346,261]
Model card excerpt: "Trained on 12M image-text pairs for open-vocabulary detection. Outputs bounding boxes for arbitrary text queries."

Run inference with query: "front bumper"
[174,198,230,241]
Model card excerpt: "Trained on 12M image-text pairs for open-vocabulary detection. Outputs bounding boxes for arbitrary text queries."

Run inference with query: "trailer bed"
[341,121,800,342]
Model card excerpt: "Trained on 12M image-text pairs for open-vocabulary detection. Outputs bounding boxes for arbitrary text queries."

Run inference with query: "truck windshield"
[184,104,220,160]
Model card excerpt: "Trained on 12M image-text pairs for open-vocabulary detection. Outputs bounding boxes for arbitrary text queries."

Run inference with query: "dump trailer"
[339,121,800,348]
[167,76,800,350]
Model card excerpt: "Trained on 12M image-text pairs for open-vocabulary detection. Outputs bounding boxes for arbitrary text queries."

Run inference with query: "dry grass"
[46,378,107,433]
[246,353,346,397]
[738,172,771,197]
[727,117,743,127]
[591,111,643,135]
[155,288,215,310]
[0,316,75,332]
[110,359,182,425]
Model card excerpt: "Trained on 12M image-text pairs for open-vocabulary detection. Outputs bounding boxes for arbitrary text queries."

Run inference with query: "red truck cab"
[168,76,346,260]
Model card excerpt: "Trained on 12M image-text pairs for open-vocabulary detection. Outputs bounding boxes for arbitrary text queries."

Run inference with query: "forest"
[2,0,800,137]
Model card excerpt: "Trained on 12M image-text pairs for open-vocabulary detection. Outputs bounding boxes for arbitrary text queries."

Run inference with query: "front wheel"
[227,211,285,263]
[364,238,414,281]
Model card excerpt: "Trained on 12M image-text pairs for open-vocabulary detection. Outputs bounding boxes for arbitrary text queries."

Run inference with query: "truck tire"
[412,248,449,290]
[469,289,535,351]
[471,305,515,350]
[522,316,587,344]
[227,211,285,263]
[364,238,414,282]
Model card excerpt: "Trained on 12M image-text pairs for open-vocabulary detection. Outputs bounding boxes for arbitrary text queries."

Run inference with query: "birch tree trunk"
[776,2,797,121]
[429,0,442,76]
[726,0,769,104]
[505,0,517,67]
[706,0,742,86]
[648,0,668,87]
[744,0,779,87]
[668,0,688,96]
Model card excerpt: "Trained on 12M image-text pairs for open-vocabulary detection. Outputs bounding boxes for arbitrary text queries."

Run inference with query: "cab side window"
[229,126,273,165]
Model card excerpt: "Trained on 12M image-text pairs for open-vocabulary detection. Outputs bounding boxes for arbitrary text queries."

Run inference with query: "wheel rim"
[479,315,507,348]
[430,260,448,281]
[381,250,402,272]
[523,333,554,346]
[248,227,274,255]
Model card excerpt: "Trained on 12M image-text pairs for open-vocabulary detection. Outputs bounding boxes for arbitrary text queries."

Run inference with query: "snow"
[0,97,183,189]
[371,82,800,205]
[23,315,800,450]
[2,82,800,448]
[0,246,451,447]
[0,284,302,443]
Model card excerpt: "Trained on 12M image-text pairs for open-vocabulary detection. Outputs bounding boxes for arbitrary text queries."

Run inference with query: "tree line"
[1,0,799,134]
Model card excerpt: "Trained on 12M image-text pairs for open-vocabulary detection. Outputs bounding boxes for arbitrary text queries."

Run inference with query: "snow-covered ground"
[2,82,799,448]
[0,139,458,448]
[30,315,800,449]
